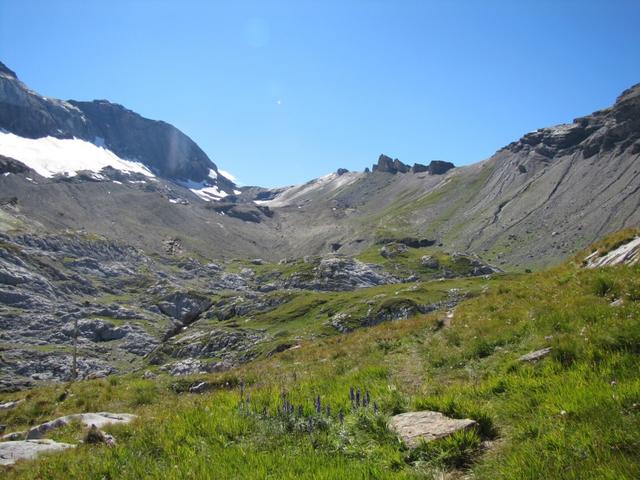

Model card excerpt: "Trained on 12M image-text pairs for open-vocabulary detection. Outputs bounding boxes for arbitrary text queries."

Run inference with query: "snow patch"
[219,169,236,182]
[208,169,218,180]
[0,132,155,178]
[178,178,229,202]
[259,171,362,207]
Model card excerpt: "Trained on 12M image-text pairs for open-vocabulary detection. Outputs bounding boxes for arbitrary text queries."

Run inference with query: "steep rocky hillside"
[258,83,640,268]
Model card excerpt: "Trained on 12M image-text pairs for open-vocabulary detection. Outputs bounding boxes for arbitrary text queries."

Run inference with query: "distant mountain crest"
[0,60,231,188]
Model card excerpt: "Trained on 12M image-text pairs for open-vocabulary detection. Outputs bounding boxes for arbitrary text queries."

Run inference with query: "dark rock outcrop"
[371,155,453,175]
[372,154,411,174]
[0,155,29,175]
[504,83,640,160]
[428,160,455,175]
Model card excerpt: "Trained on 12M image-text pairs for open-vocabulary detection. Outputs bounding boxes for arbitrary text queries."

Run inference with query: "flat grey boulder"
[519,347,552,362]
[388,411,477,448]
[26,412,136,440]
[0,439,75,466]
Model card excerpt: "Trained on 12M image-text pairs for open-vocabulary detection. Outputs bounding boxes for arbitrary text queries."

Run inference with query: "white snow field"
[0,131,155,178]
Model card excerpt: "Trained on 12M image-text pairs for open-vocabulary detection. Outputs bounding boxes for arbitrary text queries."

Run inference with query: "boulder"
[388,411,477,448]
[421,255,440,269]
[380,243,408,258]
[26,412,136,440]
[0,439,75,466]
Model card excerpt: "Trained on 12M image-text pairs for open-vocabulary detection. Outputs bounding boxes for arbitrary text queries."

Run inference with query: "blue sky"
[1,1,639,187]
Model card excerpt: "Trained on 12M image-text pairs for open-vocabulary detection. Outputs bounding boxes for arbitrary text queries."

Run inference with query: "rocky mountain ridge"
[0,61,228,186]
[1,60,638,269]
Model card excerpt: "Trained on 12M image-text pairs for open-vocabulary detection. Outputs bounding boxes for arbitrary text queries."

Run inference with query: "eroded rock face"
[428,160,455,175]
[505,83,640,160]
[388,411,477,448]
[286,256,398,291]
[372,154,411,174]
[157,292,213,323]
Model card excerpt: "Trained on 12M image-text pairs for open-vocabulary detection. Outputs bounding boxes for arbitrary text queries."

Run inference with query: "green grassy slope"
[2,236,640,479]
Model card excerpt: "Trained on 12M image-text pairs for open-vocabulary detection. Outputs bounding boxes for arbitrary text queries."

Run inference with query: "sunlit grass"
[2,242,640,478]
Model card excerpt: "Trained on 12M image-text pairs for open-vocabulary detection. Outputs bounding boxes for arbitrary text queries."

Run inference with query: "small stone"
[610,298,624,307]
[519,347,552,362]
[189,381,212,394]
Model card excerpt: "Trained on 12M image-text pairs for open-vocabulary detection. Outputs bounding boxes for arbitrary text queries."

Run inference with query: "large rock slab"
[0,439,75,466]
[388,411,477,448]
[584,237,640,268]
[26,412,136,440]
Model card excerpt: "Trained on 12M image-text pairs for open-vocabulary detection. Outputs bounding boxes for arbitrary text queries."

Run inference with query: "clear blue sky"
[1,1,639,187]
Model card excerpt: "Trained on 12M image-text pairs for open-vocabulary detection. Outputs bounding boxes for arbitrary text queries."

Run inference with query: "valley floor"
[1,249,640,479]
